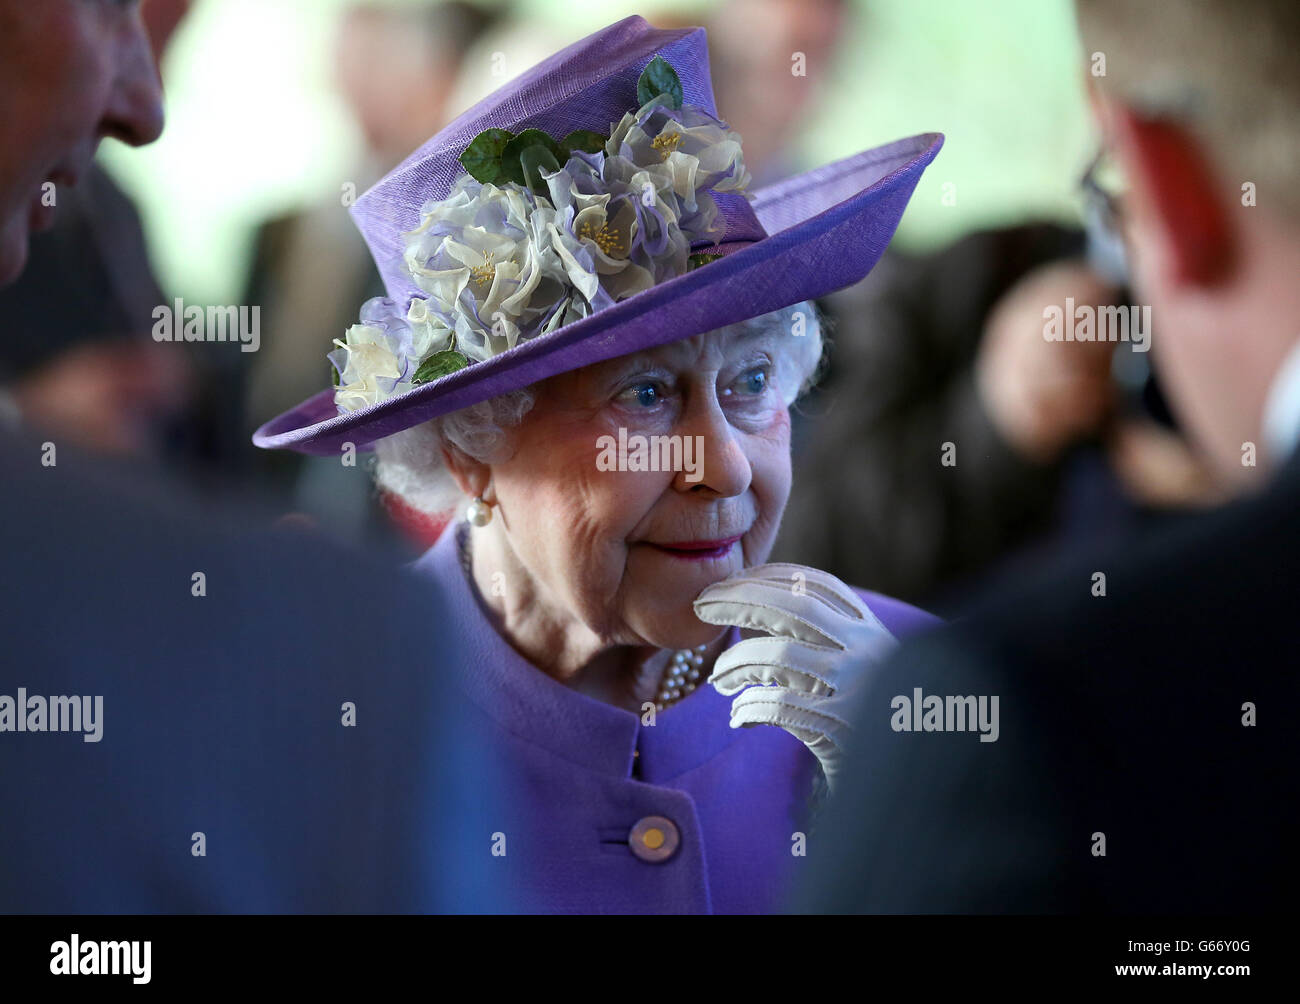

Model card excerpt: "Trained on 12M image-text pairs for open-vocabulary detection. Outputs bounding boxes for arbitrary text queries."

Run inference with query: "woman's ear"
[440,443,492,502]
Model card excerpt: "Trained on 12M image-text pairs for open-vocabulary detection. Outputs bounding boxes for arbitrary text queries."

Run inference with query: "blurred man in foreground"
[0,0,494,913]
[0,0,194,461]
[797,0,1299,913]
[0,1,162,284]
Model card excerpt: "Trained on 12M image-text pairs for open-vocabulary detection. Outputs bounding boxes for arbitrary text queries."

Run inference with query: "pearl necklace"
[457,524,707,710]
[654,644,707,711]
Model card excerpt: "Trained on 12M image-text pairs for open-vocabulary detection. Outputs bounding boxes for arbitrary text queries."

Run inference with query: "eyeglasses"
[1079,145,1130,288]
[1081,145,1153,397]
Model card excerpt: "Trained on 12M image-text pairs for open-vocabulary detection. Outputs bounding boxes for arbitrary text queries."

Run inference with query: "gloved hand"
[693,563,899,796]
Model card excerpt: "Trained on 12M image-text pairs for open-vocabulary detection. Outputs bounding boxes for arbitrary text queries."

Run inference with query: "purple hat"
[253,15,942,456]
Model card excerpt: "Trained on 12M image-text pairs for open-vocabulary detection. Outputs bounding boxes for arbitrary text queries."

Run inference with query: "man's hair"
[1076,0,1300,219]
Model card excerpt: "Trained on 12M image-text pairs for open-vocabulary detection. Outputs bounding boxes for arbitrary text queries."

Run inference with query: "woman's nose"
[101,21,165,148]
[673,392,752,498]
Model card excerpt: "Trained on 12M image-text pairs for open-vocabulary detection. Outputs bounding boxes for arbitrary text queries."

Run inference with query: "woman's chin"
[633,615,729,652]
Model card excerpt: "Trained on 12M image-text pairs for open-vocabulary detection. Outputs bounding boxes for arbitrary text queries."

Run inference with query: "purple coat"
[412,525,939,914]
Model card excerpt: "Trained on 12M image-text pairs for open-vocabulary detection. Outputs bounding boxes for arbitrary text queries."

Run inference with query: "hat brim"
[253,132,943,456]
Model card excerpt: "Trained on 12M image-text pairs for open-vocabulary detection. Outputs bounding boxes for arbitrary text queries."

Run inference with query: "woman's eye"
[728,366,769,397]
[617,380,664,408]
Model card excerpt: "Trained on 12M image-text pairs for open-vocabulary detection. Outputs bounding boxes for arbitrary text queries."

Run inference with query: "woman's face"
[486,322,794,650]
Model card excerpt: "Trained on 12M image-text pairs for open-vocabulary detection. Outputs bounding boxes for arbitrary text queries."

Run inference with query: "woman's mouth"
[645,534,744,561]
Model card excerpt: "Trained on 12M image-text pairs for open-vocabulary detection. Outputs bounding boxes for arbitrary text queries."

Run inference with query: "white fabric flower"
[541,163,654,304]
[552,150,701,284]
[401,176,588,362]
[405,296,454,359]
[606,96,752,206]
[330,321,412,412]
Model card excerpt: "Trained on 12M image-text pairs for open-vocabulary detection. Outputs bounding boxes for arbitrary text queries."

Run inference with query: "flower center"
[651,131,681,159]
[577,219,626,256]
[470,251,497,286]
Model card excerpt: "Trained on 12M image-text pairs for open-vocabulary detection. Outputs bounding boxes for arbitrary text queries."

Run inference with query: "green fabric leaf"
[637,56,683,109]
[500,129,565,188]
[560,129,607,155]
[687,252,721,270]
[459,128,514,184]
[519,144,561,195]
[411,350,470,385]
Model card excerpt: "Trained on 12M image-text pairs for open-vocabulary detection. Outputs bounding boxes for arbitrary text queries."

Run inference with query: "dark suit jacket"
[792,450,1300,913]
[0,433,503,912]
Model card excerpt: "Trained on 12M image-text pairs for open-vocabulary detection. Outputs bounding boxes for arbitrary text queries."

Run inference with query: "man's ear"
[440,443,492,502]
[1108,103,1236,288]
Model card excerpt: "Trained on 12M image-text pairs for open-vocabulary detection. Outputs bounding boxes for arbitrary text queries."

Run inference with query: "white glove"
[693,563,899,796]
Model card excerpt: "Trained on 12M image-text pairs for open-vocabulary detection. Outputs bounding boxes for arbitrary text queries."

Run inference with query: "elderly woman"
[255,16,942,913]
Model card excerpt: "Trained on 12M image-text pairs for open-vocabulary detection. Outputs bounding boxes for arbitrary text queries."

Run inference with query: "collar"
[1263,338,1300,465]
[411,522,745,781]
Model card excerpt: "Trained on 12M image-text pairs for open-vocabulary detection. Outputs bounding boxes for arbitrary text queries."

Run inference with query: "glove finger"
[727,685,793,729]
[729,684,853,734]
[698,566,868,628]
[717,562,873,621]
[694,578,854,648]
[726,694,846,793]
[707,634,841,697]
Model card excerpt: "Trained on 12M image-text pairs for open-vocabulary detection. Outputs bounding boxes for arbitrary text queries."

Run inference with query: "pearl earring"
[466,496,493,527]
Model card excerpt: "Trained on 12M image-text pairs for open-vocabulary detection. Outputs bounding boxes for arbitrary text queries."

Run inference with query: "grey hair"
[373,300,825,517]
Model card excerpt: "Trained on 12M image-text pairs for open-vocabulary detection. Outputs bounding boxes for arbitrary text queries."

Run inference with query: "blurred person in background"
[706,0,1218,612]
[243,0,500,547]
[797,0,1299,913]
[706,0,847,187]
[775,220,1223,613]
[704,0,1218,611]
